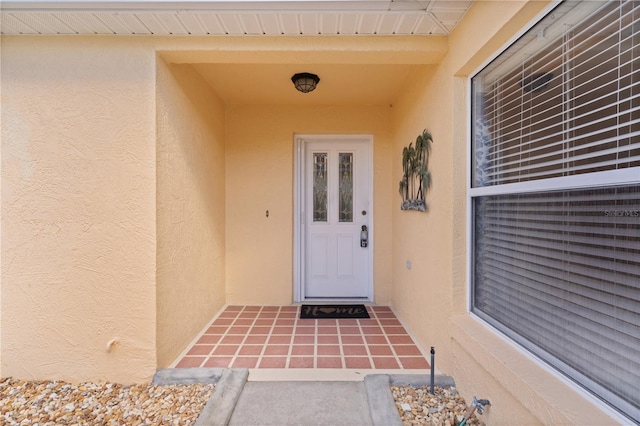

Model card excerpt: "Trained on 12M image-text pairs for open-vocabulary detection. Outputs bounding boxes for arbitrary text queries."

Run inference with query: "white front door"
[299,137,372,299]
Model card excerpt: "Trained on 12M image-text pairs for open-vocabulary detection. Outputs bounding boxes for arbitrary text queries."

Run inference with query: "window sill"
[449,315,622,425]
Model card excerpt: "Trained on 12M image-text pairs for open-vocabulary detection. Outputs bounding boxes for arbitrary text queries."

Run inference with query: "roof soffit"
[0,0,474,36]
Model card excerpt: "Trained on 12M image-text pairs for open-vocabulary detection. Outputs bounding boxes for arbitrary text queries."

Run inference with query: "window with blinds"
[470,1,640,422]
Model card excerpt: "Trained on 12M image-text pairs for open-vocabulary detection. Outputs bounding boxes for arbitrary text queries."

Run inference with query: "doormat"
[300,304,370,319]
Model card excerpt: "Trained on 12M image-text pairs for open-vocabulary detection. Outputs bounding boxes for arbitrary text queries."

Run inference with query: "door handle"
[360,225,368,248]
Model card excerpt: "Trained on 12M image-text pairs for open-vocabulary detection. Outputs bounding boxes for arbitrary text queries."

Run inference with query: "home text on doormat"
[300,304,370,319]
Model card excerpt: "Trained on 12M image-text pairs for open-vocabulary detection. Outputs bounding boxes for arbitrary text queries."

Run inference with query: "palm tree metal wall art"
[399,129,433,212]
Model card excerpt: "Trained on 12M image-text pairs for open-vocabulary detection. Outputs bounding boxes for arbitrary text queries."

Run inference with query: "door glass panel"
[313,153,328,222]
[338,153,353,223]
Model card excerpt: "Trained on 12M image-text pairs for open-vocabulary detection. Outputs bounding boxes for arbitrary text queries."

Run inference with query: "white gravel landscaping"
[0,377,213,425]
[391,385,485,426]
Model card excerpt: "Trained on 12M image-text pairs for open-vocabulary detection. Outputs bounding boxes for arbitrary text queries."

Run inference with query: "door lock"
[360,225,368,248]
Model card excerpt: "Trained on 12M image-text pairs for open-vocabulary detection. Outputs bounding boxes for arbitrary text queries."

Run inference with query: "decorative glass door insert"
[313,153,328,222]
[338,153,353,223]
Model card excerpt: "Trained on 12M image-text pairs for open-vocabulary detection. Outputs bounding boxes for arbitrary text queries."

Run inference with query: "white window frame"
[466,0,640,422]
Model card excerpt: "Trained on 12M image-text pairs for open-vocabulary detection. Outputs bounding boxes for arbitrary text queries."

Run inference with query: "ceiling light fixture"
[291,72,320,93]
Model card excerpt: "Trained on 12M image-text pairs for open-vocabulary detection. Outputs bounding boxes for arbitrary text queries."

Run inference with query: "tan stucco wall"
[0,44,3,371]
[225,104,395,305]
[0,34,402,380]
[1,37,157,383]
[390,1,620,424]
[155,60,227,368]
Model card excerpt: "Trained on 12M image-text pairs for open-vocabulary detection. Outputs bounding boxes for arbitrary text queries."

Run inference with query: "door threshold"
[300,298,372,303]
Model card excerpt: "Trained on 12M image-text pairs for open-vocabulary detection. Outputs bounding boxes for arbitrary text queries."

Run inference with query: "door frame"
[293,134,374,303]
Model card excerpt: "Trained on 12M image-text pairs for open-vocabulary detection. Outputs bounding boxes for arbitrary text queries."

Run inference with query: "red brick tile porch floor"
[172,305,430,371]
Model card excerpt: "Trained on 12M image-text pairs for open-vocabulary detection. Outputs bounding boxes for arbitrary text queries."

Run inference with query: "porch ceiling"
[191,62,426,106]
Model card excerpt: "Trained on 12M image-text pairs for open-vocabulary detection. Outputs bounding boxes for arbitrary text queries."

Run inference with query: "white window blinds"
[473,186,640,420]
[472,0,640,187]
[470,1,640,422]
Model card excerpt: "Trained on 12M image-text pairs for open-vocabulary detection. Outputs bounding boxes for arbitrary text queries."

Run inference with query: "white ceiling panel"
[34,12,77,33]
[389,0,430,12]
[319,13,339,35]
[117,13,152,34]
[1,12,39,33]
[176,13,209,35]
[237,13,263,35]
[89,13,131,34]
[259,13,281,35]
[337,13,358,35]
[53,12,113,34]
[376,13,399,34]
[219,13,243,34]
[433,9,468,23]
[135,14,164,34]
[196,14,227,35]
[299,13,318,35]
[279,13,300,35]
[393,13,421,35]
[138,13,188,35]
[413,14,439,35]
[357,13,380,35]
[157,13,191,34]
[10,11,67,34]
[1,1,475,35]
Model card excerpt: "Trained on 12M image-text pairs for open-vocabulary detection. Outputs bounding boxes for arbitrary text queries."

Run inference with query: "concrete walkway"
[153,368,455,426]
